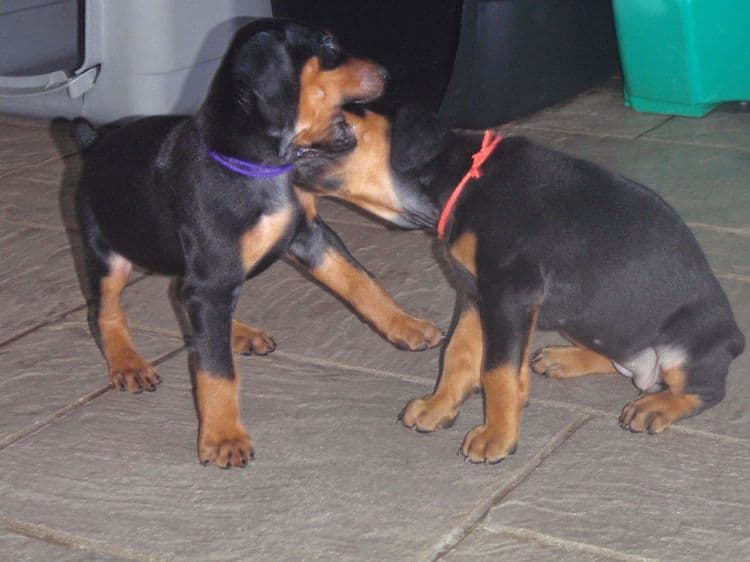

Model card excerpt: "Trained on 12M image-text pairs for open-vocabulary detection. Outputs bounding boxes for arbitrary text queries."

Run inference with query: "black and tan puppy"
[73,21,442,469]
[294,106,745,464]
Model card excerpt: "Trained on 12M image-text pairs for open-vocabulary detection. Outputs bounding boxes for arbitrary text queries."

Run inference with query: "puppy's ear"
[391,105,448,173]
[231,31,295,125]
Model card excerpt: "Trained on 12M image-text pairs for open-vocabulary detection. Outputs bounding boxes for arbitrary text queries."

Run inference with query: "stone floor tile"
[516,129,750,230]
[0,527,122,562]
[0,351,582,561]
[0,224,85,343]
[0,315,182,444]
[644,103,750,152]
[480,417,750,561]
[0,121,74,178]
[443,526,613,562]
[0,155,81,231]
[511,80,670,139]
[693,229,750,279]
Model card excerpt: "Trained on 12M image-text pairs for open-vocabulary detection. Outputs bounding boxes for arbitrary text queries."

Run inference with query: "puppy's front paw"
[388,315,444,351]
[399,395,458,432]
[231,321,276,356]
[460,424,517,464]
[198,424,255,469]
[110,354,161,393]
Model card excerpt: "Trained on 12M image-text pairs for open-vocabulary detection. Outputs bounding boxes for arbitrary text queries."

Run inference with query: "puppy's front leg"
[288,197,443,350]
[182,279,253,469]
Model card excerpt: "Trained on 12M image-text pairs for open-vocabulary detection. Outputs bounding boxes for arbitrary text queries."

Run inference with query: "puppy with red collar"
[294,106,745,464]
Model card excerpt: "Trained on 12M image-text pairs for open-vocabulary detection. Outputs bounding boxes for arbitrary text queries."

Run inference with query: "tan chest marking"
[240,208,294,273]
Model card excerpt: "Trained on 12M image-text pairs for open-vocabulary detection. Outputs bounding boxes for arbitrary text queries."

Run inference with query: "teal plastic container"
[612,0,750,117]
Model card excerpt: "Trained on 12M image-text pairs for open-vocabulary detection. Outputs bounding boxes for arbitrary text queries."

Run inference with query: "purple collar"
[208,150,293,178]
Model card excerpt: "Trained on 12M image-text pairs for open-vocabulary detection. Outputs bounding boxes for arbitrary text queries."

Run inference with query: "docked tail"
[69,117,99,150]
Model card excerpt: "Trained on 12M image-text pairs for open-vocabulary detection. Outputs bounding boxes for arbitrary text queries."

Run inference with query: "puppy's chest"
[239,207,297,274]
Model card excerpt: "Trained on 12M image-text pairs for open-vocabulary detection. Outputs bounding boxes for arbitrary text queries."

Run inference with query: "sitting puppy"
[73,21,442,469]
[294,106,745,464]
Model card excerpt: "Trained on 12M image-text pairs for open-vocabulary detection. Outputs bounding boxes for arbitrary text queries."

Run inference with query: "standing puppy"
[294,106,744,464]
[73,21,442,469]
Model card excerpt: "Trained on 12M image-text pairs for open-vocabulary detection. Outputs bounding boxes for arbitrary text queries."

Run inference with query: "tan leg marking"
[449,231,478,278]
[530,345,618,379]
[400,307,482,432]
[240,208,294,274]
[98,255,160,393]
[295,57,385,148]
[461,363,521,464]
[231,320,276,356]
[309,249,443,351]
[517,307,540,408]
[619,366,703,433]
[195,371,253,468]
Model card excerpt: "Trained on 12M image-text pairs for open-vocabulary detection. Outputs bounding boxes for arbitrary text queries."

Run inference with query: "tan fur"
[449,231,478,278]
[98,255,159,392]
[307,248,442,350]
[195,371,253,467]
[240,208,294,273]
[620,366,702,433]
[295,58,385,147]
[400,306,483,431]
[461,363,522,463]
[531,345,618,379]
[319,110,404,222]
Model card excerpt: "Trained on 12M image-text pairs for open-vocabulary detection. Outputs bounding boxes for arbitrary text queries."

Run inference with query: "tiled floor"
[0,81,748,561]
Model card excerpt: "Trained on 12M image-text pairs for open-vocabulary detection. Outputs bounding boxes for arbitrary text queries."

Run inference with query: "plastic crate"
[0,0,271,123]
[613,0,750,117]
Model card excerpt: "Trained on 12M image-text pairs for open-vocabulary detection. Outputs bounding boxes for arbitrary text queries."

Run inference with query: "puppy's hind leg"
[87,250,161,393]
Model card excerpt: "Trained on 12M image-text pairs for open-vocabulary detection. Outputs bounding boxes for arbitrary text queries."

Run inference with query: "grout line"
[266,349,434,386]
[688,222,750,237]
[716,272,750,284]
[514,122,750,153]
[0,218,71,233]
[0,303,88,349]
[0,346,184,452]
[0,275,149,350]
[422,414,592,561]
[0,515,183,562]
[0,153,71,181]
[633,116,674,140]
[266,352,750,447]
[639,135,750,153]
[492,526,660,562]
[512,124,641,141]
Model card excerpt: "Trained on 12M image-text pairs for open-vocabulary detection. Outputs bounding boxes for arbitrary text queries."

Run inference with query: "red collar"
[436,130,503,239]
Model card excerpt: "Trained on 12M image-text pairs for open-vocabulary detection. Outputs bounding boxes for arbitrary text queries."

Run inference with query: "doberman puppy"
[72,21,442,469]
[293,105,745,464]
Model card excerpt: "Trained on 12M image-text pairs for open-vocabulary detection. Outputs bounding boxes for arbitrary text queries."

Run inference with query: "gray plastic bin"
[0,0,271,123]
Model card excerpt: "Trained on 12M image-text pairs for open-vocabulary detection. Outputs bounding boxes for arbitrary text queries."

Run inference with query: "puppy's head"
[294,105,447,230]
[200,19,386,160]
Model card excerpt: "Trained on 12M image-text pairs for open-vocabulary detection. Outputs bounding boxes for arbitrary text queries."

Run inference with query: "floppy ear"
[390,105,448,173]
[231,31,295,126]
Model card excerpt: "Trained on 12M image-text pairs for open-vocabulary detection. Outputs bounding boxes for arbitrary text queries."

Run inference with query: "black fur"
[295,105,744,451]
[72,19,395,467]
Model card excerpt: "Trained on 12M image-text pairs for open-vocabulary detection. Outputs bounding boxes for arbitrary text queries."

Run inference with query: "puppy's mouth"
[291,117,357,160]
